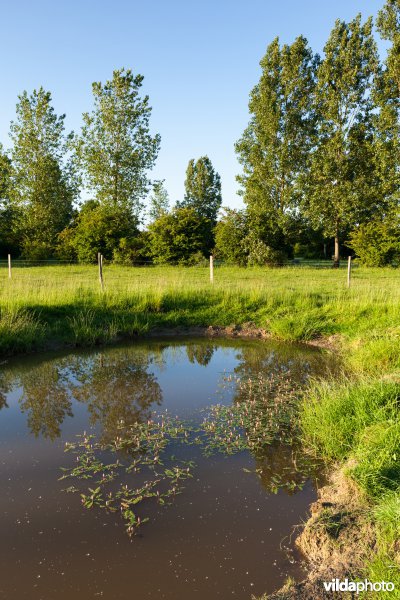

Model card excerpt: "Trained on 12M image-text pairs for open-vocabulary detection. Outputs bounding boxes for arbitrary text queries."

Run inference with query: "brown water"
[0,338,333,600]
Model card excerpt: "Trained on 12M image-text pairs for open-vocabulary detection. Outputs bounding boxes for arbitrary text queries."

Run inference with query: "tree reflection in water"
[68,348,162,443]
[19,363,73,440]
[0,340,336,456]
[0,346,163,441]
[186,343,215,366]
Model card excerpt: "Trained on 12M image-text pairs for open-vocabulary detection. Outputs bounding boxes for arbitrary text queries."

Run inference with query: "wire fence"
[0,258,355,269]
[0,254,358,293]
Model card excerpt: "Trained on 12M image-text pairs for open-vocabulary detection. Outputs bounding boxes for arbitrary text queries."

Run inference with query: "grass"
[1,263,400,356]
[2,262,400,591]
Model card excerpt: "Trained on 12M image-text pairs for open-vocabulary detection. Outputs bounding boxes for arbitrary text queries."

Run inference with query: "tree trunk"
[333,234,340,268]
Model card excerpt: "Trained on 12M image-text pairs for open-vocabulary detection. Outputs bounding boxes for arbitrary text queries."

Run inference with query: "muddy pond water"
[0,338,334,600]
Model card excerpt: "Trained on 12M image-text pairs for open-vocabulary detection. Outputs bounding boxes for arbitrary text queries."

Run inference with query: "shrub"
[148,207,213,264]
[214,208,248,265]
[348,217,400,267]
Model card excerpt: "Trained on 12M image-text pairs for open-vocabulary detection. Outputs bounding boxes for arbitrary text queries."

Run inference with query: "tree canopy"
[74,68,160,219]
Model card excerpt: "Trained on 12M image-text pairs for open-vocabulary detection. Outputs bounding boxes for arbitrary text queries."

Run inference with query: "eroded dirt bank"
[265,466,376,599]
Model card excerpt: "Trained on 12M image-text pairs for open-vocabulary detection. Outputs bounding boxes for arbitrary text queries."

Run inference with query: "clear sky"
[0,0,387,210]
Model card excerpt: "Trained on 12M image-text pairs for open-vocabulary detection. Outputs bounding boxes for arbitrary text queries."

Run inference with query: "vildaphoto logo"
[323,578,395,594]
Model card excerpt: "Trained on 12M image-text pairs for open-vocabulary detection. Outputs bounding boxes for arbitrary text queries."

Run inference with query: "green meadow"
[0,263,399,355]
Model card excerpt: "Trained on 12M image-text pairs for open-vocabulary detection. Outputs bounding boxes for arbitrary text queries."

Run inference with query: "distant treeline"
[0,1,399,267]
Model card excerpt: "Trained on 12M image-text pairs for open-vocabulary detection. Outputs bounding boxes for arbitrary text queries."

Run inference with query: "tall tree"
[8,88,76,257]
[0,144,10,202]
[148,179,169,222]
[0,144,15,256]
[373,0,400,210]
[178,156,222,224]
[301,15,379,266]
[74,68,160,219]
[235,36,318,250]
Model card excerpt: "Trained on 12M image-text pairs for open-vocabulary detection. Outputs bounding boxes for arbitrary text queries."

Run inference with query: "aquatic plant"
[60,414,194,536]
[200,372,299,456]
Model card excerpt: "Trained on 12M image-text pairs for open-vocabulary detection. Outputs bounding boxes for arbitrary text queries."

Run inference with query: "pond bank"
[263,467,376,599]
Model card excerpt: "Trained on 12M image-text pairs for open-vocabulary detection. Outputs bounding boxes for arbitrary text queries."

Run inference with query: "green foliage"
[148,206,213,264]
[74,68,160,217]
[214,208,248,265]
[301,16,380,262]
[374,491,400,549]
[112,232,151,265]
[269,311,332,341]
[0,145,18,256]
[60,417,194,536]
[68,309,118,346]
[178,156,222,224]
[348,216,400,266]
[236,35,318,250]
[148,180,169,222]
[8,88,76,255]
[0,144,10,202]
[243,231,287,266]
[61,200,140,263]
[373,0,400,220]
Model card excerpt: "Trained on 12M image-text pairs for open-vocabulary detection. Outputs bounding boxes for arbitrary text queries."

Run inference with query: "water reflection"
[69,350,162,443]
[186,343,215,366]
[0,338,335,442]
[19,363,73,440]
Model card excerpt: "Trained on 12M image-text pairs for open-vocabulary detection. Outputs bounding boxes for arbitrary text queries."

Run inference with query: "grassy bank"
[1,264,400,593]
[1,263,400,356]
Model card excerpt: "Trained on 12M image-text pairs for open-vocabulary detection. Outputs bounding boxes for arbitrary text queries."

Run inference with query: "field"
[1,263,400,593]
[0,263,400,356]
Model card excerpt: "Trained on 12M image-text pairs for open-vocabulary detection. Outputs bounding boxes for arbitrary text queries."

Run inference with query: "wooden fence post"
[210,255,214,283]
[98,252,104,291]
[347,255,352,288]
[8,254,11,279]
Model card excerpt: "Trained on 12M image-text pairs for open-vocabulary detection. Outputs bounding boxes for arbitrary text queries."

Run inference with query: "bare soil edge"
[262,466,376,600]
[143,324,340,351]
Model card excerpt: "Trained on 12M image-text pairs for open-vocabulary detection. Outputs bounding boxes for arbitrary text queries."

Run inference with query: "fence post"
[98,252,104,291]
[347,255,352,288]
[8,254,11,279]
[210,255,214,283]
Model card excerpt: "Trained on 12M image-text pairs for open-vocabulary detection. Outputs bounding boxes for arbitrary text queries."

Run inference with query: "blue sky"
[0,0,386,210]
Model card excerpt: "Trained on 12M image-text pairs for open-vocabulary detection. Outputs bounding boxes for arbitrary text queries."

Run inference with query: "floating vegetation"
[60,414,194,536]
[60,371,321,535]
[200,372,299,456]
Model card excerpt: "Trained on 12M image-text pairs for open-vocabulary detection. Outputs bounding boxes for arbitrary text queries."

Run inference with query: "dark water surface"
[0,338,333,600]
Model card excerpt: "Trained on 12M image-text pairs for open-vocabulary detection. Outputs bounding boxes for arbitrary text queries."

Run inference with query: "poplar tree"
[179,156,222,224]
[235,36,318,249]
[9,88,76,258]
[148,180,169,222]
[301,15,379,266]
[0,145,14,255]
[374,0,400,206]
[0,144,10,202]
[75,68,160,219]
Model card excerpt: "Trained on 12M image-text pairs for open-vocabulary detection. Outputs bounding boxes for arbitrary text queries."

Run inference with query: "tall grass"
[0,308,45,354]
[1,264,400,354]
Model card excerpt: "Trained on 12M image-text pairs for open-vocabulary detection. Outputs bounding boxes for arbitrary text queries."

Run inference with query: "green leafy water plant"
[60,414,194,536]
[60,370,321,535]
[200,372,299,456]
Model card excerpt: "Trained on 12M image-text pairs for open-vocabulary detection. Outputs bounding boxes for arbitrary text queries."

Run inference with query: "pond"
[0,338,333,599]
